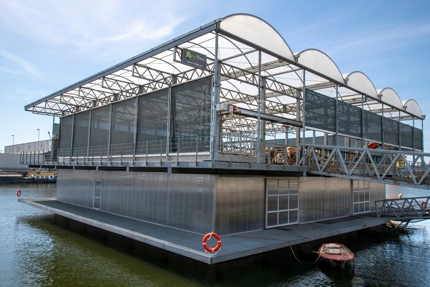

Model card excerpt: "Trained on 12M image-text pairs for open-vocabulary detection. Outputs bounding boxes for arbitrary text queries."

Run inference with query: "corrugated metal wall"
[299,177,385,223]
[0,154,29,170]
[56,171,386,235]
[215,176,265,235]
[299,177,352,223]
[57,170,214,234]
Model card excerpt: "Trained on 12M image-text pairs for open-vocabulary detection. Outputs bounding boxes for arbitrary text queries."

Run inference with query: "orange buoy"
[16,189,22,197]
[202,232,222,253]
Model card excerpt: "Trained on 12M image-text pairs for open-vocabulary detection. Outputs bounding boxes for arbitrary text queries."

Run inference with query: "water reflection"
[1,184,430,287]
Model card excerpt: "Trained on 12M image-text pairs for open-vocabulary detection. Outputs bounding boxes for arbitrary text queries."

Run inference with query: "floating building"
[21,14,426,263]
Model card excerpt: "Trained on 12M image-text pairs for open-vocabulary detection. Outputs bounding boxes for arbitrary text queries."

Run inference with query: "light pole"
[37,128,40,151]
[11,134,14,153]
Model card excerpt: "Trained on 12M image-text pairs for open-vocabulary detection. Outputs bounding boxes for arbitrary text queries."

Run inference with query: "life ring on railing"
[16,189,22,197]
[202,232,222,253]
[422,201,426,209]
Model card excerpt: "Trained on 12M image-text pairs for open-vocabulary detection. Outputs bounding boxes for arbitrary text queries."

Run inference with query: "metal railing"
[375,197,430,218]
[300,144,430,186]
[20,135,303,168]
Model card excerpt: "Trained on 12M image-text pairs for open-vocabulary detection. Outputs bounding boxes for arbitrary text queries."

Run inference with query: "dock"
[19,197,388,265]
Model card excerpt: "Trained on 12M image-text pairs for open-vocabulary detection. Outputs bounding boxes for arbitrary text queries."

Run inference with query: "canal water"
[1,184,429,287]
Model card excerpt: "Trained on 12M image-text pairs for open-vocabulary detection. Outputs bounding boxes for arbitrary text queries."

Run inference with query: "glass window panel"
[267,180,278,195]
[279,211,289,225]
[278,180,289,194]
[267,196,278,211]
[267,212,278,226]
[279,195,289,210]
[289,195,298,209]
[289,210,298,223]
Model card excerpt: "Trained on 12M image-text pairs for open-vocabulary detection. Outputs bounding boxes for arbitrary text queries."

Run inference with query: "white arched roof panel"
[377,88,403,110]
[345,71,378,98]
[220,14,295,61]
[403,99,423,118]
[296,49,344,83]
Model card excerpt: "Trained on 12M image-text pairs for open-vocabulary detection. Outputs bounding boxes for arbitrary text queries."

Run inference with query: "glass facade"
[58,77,212,157]
[305,90,421,149]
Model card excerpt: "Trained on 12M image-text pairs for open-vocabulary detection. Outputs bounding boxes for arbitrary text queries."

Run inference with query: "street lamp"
[11,134,14,153]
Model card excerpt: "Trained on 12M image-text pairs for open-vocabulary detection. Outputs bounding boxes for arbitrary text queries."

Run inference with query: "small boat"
[317,243,354,268]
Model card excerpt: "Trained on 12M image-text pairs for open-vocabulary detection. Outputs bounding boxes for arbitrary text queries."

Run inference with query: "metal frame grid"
[24,14,425,168]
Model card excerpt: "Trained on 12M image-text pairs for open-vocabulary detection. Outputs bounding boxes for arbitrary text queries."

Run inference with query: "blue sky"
[1,0,429,152]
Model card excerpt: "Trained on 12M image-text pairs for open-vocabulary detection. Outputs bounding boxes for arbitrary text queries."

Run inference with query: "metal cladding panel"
[215,176,265,235]
[299,177,351,223]
[369,181,385,211]
[57,170,215,234]
[56,169,96,208]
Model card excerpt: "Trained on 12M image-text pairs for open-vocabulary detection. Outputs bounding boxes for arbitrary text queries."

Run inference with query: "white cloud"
[0,49,40,77]
[0,0,191,51]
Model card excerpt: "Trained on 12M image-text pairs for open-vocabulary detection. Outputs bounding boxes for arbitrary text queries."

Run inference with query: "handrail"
[375,197,430,218]
[301,144,430,186]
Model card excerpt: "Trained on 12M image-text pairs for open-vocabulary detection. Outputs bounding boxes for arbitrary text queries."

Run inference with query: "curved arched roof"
[296,49,344,83]
[24,13,424,121]
[220,14,295,61]
[378,88,403,110]
[403,99,423,118]
[344,71,378,98]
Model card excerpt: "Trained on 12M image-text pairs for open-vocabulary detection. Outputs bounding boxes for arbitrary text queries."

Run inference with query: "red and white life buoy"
[16,189,22,197]
[422,201,426,209]
[202,232,222,253]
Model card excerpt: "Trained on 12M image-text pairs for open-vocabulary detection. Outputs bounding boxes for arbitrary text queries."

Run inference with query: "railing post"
[177,138,180,165]
[121,143,123,165]
[100,146,103,165]
[160,140,163,165]
[229,133,232,166]
[196,137,199,164]
[145,141,148,165]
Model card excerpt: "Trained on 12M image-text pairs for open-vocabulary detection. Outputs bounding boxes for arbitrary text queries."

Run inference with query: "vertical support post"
[196,136,199,164]
[380,102,384,150]
[334,84,339,170]
[70,114,75,160]
[256,51,262,164]
[133,96,139,165]
[211,31,220,167]
[361,95,365,149]
[166,87,172,158]
[398,110,402,150]
[145,141,148,165]
[302,71,307,166]
[108,104,113,161]
[86,110,92,159]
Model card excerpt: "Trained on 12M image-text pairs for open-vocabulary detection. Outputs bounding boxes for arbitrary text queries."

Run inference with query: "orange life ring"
[422,201,426,209]
[16,189,22,197]
[202,232,222,253]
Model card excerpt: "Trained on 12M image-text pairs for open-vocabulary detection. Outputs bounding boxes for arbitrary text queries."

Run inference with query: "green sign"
[181,48,207,70]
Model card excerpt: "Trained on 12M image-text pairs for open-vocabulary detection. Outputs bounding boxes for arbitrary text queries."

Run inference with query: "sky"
[1,0,430,152]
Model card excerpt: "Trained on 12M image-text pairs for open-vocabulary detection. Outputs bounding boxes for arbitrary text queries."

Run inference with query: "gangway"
[300,145,430,190]
[375,196,430,219]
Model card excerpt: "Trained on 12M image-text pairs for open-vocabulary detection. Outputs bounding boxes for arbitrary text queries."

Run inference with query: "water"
[1,184,430,287]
